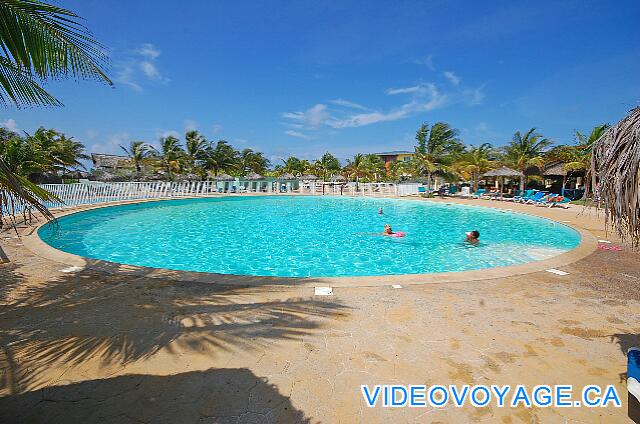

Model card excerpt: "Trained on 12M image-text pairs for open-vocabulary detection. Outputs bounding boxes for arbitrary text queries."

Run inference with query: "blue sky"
[2,0,640,165]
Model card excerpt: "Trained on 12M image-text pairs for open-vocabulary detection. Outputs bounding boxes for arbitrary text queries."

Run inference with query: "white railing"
[2,180,429,215]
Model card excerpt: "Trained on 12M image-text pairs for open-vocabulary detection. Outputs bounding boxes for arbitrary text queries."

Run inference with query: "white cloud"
[158,130,180,139]
[212,124,222,134]
[329,98,371,111]
[140,61,161,80]
[184,119,198,131]
[443,71,461,86]
[386,83,439,96]
[415,54,435,71]
[114,64,142,92]
[282,79,485,131]
[114,43,168,92]
[282,104,329,129]
[328,95,446,129]
[285,130,312,139]
[1,118,19,133]
[88,132,130,155]
[463,84,486,105]
[137,43,161,59]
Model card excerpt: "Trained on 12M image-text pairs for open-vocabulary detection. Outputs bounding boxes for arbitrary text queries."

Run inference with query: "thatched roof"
[245,172,263,180]
[543,162,569,176]
[278,173,296,180]
[590,107,640,247]
[301,174,318,180]
[543,161,585,177]
[214,173,234,181]
[483,166,523,177]
[330,174,346,181]
[91,153,131,170]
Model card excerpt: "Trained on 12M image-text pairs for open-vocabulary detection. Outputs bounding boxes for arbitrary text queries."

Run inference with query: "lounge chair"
[509,189,535,202]
[548,197,571,209]
[449,186,458,196]
[534,194,557,206]
[482,190,501,200]
[523,191,547,204]
[470,188,486,199]
[418,186,427,196]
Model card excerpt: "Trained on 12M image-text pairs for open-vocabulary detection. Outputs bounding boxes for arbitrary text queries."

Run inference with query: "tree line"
[0,121,608,188]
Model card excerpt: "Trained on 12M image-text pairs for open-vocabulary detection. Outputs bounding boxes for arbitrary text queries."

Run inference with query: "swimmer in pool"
[378,208,383,215]
[465,230,480,244]
[383,224,405,237]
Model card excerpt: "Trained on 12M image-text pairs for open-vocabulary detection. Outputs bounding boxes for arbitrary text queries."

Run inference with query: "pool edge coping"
[21,196,599,288]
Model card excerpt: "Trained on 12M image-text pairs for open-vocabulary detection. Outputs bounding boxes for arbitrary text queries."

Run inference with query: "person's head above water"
[466,230,480,243]
[378,208,383,214]
[383,224,393,234]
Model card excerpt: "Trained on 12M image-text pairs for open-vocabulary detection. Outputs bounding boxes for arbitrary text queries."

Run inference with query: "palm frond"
[0,56,60,106]
[0,156,58,220]
[0,0,112,107]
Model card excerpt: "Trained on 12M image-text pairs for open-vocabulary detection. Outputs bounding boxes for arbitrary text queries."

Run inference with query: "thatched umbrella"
[214,173,234,181]
[245,172,263,180]
[278,173,296,180]
[590,107,640,247]
[301,174,318,181]
[483,167,524,196]
[330,174,346,182]
[543,162,584,196]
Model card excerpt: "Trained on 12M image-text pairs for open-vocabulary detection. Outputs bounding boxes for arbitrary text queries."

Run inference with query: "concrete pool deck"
[1,196,639,423]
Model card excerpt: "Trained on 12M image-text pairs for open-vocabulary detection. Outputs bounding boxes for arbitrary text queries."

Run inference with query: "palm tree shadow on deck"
[0,367,317,424]
[0,260,349,397]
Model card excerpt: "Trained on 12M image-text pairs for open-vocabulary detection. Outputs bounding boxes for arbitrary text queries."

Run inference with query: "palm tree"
[314,152,340,181]
[565,124,610,172]
[0,0,111,228]
[280,156,303,176]
[156,135,184,180]
[453,143,495,191]
[120,141,153,175]
[237,148,269,175]
[411,122,463,188]
[26,127,88,179]
[204,140,238,176]
[363,154,386,181]
[53,135,89,177]
[344,153,367,183]
[502,128,552,190]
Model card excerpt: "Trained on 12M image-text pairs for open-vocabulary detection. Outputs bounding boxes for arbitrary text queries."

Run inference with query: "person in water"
[465,230,480,244]
[378,208,383,215]
[383,224,405,237]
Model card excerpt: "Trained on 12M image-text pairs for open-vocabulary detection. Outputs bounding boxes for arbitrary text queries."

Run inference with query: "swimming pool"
[39,196,581,278]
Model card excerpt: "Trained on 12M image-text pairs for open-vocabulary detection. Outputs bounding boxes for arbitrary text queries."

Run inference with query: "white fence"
[2,181,424,214]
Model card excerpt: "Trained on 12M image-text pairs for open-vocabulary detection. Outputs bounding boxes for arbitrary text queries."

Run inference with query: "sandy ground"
[0,197,639,423]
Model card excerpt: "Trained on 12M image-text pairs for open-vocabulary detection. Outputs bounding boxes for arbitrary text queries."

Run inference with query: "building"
[372,150,415,170]
[91,153,131,171]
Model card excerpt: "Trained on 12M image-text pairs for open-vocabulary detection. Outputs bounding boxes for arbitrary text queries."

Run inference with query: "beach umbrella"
[214,173,234,181]
[483,167,524,196]
[246,172,263,180]
[301,174,318,181]
[589,107,640,247]
[330,174,346,182]
[278,173,296,180]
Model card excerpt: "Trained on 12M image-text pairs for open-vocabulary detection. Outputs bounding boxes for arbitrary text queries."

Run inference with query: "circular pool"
[39,196,581,278]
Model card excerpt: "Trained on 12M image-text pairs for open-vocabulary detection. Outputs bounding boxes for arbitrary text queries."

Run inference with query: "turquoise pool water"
[39,196,581,278]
